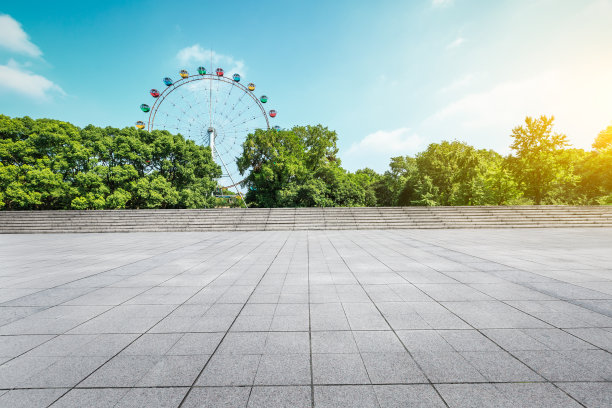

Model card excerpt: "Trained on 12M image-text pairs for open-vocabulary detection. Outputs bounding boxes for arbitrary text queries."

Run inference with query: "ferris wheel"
[136,66,278,195]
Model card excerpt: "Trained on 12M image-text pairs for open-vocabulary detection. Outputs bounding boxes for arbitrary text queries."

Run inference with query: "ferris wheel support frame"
[207,126,248,207]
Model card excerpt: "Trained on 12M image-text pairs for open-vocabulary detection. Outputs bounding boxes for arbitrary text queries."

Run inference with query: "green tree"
[509,116,570,204]
[593,124,612,151]
[0,115,221,210]
[412,141,483,205]
[238,125,368,207]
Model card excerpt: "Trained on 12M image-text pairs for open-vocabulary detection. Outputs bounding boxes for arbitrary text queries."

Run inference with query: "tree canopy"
[237,117,612,208]
[0,115,221,210]
[237,125,368,207]
[2,114,611,209]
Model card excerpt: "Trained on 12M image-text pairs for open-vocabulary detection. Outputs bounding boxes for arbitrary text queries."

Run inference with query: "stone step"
[2,206,612,233]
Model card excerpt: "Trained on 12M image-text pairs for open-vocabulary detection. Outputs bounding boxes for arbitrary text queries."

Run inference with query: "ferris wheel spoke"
[146,74,269,192]
[217,104,255,130]
[222,115,261,133]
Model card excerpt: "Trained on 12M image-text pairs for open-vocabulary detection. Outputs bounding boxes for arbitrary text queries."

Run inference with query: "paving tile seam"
[0,235,216,309]
[44,235,270,407]
[345,233,565,394]
[176,234,293,408]
[360,230,596,407]
[323,232,451,408]
[4,379,610,392]
[0,230,610,407]
[373,230,612,355]
[306,232,315,408]
[0,235,243,370]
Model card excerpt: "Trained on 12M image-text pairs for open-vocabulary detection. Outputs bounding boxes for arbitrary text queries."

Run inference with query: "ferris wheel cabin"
[163,77,173,86]
[179,70,189,78]
[150,89,160,98]
[198,66,206,75]
[216,68,224,76]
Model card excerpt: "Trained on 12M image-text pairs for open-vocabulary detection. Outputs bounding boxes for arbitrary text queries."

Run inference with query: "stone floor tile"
[512,350,604,381]
[311,331,358,353]
[315,385,379,408]
[182,387,250,408]
[247,386,311,408]
[254,353,311,385]
[0,388,67,408]
[494,383,583,407]
[50,388,129,408]
[361,352,427,383]
[460,351,543,382]
[411,351,487,383]
[217,332,268,354]
[435,383,515,408]
[556,382,612,408]
[114,387,188,408]
[264,331,310,354]
[438,329,501,351]
[196,354,261,386]
[353,331,405,353]
[167,332,224,355]
[313,353,370,384]
[396,330,454,353]
[79,355,161,387]
[136,354,209,386]
[374,384,446,407]
[0,334,54,358]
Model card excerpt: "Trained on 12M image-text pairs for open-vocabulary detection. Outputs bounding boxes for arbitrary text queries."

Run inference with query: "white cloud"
[343,128,424,172]
[432,0,454,8]
[439,74,474,93]
[176,44,246,76]
[446,37,465,49]
[422,63,612,151]
[0,14,42,57]
[0,59,64,100]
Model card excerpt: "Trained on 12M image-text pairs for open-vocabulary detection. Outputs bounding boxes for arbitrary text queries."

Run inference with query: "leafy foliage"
[2,114,611,209]
[0,115,221,210]
[238,118,612,208]
[238,125,369,207]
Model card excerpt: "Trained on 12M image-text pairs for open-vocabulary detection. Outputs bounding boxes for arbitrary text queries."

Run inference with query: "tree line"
[0,115,222,210]
[1,114,610,209]
[238,117,612,207]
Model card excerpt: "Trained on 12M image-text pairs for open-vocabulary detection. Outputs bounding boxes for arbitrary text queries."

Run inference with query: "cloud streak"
[422,64,612,150]
[0,59,64,100]
[447,37,465,49]
[176,44,246,76]
[0,14,42,57]
[432,0,454,8]
[343,128,424,172]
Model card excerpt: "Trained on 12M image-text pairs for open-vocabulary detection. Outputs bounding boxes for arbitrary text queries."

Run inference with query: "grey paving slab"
[182,387,251,408]
[374,384,446,407]
[315,385,379,408]
[0,228,610,407]
[0,388,67,408]
[248,386,311,408]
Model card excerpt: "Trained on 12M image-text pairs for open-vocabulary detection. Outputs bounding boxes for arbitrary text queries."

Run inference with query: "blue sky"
[1,0,611,172]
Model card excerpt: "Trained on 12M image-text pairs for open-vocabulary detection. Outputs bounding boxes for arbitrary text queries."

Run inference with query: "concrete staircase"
[1,206,612,233]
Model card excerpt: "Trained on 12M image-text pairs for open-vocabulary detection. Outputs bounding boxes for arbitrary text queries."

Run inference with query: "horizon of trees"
[1,114,611,210]
[238,117,612,207]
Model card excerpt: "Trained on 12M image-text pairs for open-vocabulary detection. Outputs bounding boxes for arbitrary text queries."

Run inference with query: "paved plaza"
[0,228,611,407]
